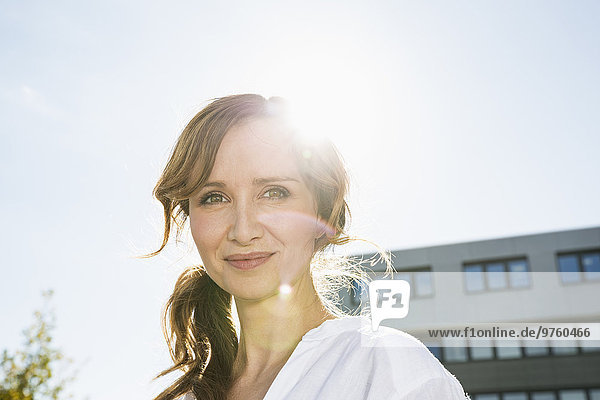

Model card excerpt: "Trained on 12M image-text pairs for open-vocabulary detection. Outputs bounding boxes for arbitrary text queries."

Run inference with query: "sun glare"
[258,42,385,155]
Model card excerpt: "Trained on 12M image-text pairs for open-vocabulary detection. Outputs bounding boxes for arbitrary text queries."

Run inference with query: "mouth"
[224,252,275,270]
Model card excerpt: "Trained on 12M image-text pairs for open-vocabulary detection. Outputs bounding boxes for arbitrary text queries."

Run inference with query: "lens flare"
[258,210,336,241]
[279,284,292,297]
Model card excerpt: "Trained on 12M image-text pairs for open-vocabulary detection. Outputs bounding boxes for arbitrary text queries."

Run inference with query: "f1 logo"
[369,280,411,331]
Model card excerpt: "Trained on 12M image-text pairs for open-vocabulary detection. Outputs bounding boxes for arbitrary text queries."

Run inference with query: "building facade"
[341,226,600,400]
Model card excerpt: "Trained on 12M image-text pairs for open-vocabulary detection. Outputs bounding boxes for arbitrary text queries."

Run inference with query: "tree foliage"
[0,290,75,400]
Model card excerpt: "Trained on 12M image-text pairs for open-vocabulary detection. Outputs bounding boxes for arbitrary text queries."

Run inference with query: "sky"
[1,0,599,399]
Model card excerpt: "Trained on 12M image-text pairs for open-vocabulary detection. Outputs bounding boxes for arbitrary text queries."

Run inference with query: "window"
[414,269,434,297]
[583,253,600,280]
[487,262,508,289]
[443,337,468,362]
[558,255,580,283]
[393,267,434,299]
[531,393,557,400]
[524,346,550,356]
[469,346,494,360]
[550,339,578,356]
[590,389,600,400]
[579,338,600,353]
[503,393,527,400]
[475,395,500,400]
[495,339,522,359]
[523,339,550,357]
[508,259,530,288]
[465,264,485,292]
[443,348,468,362]
[464,258,531,292]
[558,390,586,400]
[557,249,600,284]
[349,266,433,305]
[469,337,494,360]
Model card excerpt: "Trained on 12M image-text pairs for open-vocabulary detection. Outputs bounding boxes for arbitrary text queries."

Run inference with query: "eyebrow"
[201,176,300,189]
[253,176,300,185]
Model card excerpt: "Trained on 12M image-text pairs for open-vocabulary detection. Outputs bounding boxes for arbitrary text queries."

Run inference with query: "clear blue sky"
[1,1,599,398]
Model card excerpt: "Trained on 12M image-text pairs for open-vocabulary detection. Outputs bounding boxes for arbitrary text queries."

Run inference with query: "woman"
[142,94,468,400]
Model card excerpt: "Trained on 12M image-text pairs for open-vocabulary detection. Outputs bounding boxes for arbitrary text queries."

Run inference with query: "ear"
[314,216,328,239]
[314,217,336,251]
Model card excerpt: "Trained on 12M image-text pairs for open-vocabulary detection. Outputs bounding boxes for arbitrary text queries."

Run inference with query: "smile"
[224,252,274,271]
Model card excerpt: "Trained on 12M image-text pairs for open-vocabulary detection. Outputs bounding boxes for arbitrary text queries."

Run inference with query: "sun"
[253,40,385,152]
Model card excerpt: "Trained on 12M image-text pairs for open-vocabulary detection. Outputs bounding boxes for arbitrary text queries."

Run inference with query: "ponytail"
[154,267,238,400]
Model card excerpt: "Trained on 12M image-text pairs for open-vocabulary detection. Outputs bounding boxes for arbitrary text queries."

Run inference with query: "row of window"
[465,250,600,293]
[472,388,600,400]
[464,258,530,292]
[426,340,600,363]
[349,249,600,303]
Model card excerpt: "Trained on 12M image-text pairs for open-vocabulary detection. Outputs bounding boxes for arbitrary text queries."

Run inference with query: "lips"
[224,252,274,270]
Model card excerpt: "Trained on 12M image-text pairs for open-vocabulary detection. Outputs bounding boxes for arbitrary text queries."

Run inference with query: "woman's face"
[188,118,323,300]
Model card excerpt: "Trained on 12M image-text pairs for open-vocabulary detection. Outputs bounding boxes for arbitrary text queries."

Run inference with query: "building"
[341,226,600,400]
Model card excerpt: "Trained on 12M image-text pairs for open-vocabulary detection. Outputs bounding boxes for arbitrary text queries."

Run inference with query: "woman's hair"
[139,94,390,400]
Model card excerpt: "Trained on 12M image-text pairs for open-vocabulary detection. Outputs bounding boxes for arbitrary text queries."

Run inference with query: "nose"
[227,202,264,245]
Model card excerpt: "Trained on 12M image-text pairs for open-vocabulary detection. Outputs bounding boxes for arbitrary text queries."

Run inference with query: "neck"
[231,269,336,382]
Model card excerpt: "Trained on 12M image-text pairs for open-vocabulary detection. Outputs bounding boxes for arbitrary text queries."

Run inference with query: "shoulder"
[363,326,468,398]
[313,315,438,357]
[312,317,469,399]
[348,323,446,372]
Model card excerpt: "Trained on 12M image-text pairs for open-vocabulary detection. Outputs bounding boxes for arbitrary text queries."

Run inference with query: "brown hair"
[139,94,385,400]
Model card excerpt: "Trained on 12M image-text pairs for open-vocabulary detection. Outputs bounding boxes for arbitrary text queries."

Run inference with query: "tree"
[0,290,75,400]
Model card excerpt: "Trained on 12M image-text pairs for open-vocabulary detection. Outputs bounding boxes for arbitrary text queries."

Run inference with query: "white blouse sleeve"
[362,328,470,399]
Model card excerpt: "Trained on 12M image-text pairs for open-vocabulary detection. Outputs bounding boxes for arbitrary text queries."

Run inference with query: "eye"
[199,192,228,205]
[262,187,290,200]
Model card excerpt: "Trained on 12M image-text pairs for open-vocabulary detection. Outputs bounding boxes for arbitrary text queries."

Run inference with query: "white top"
[179,316,469,399]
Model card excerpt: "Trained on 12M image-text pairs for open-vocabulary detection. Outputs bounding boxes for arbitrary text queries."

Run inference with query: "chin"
[228,281,285,302]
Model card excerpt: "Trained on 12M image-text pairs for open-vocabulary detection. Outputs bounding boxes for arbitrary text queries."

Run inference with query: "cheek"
[189,214,223,256]
[261,211,319,248]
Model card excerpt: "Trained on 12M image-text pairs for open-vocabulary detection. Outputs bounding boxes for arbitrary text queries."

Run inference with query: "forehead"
[209,118,301,180]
